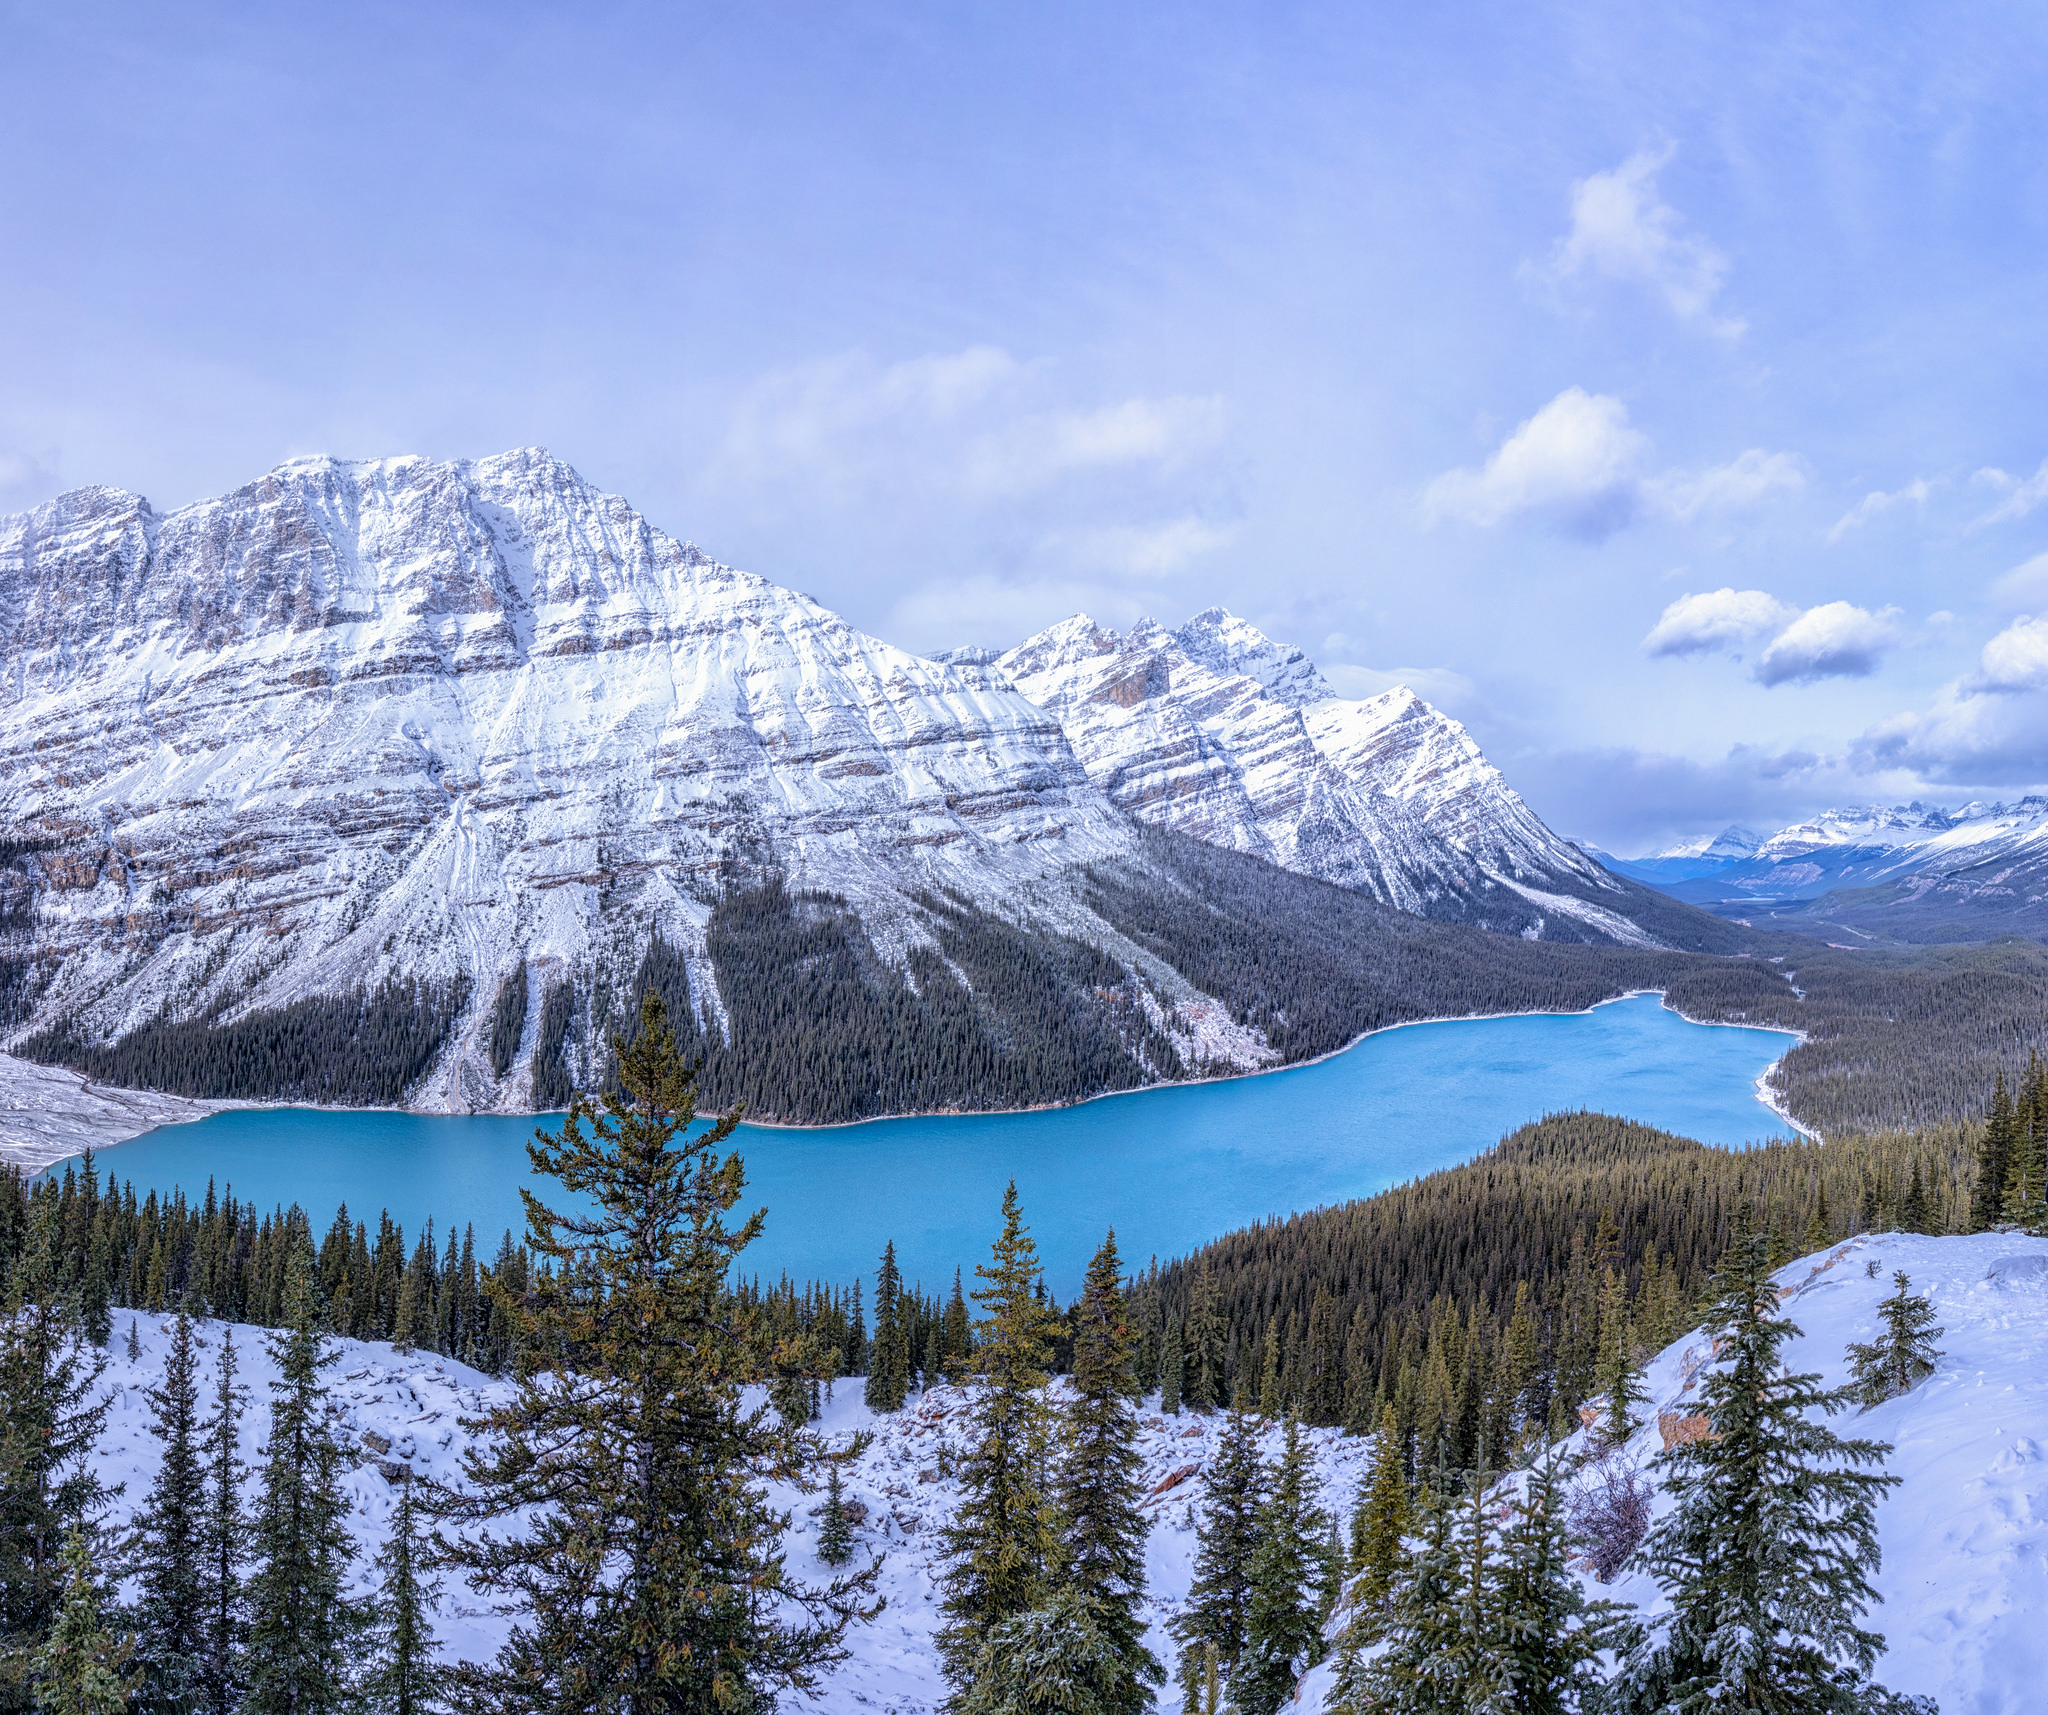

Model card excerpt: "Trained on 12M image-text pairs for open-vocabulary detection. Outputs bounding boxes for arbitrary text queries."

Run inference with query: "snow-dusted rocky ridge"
[0,450,1699,1116]
[973,609,1650,943]
[87,1229,2047,1714]
[0,451,1139,1107]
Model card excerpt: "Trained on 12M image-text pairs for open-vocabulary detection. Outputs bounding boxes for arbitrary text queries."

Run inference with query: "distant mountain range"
[0,450,1744,1114]
[1596,802,2048,942]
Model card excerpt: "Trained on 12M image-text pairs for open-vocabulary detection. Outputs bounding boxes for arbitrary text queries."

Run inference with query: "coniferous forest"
[7,827,2048,1134]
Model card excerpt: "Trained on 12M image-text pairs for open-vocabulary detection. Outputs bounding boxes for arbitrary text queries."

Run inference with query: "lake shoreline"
[1,984,1807,1171]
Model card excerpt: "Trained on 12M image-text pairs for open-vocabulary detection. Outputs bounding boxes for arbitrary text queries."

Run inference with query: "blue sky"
[5,1,2048,850]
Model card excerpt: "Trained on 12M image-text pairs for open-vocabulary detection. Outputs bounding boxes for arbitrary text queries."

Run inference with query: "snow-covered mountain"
[84,1228,2048,1713]
[0,451,1712,1114]
[1603,825,1764,886]
[0,450,1135,1105]
[1616,799,2048,940]
[973,608,1653,943]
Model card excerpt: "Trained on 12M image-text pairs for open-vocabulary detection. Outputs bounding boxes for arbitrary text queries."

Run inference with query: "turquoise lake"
[76,994,1797,1295]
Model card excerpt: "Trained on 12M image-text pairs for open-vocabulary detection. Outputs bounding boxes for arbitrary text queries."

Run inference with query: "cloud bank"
[1643,587,1902,684]
[1426,390,1802,539]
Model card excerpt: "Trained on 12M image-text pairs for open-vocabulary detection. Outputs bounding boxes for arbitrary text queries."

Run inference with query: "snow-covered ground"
[0,1054,222,1170]
[87,1229,2048,1713]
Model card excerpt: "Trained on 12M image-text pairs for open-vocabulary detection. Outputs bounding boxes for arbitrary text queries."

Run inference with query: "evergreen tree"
[1804,1183,1833,1254]
[1608,1210,1926,1715]
[955,1587,1128,1715]
[1171,1407,1267,1709]
[1970,1073,2016,1231]
[0,1213,115,1715]
[1329,1482,1470,1715]
[431,994,879,1713]
[1184,1267,1225,1414]
[1898,1162,1930,1236]
[196,1332,247,1715]
[942,1270,970,1381]
[1846,1272,1945,1409]
[1055,1231,1163,1715]
[2001,1113,2047,1231]
[1228,1420,1327,1715]
[31,1525,135,1715]
[864,1243,910,1414]
[1158,1316,1183,1417]
[1493,1445,1630,1713]
[131,1312,207,1714]
[936,1183,1060,1690]
[361,1477,445,1715]
[245,1236,366,1715]
[816,1465,855,1569]
[1346,1402,1410,1625]
[1592,1273,1647,1450]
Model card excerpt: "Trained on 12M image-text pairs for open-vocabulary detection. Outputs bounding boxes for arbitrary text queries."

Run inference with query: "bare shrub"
[1568,1448,1653,1582]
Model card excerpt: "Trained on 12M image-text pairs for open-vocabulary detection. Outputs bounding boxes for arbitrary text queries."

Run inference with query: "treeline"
[1121,1109,1976,1475]
[18,978,469,1105]
[1,1152,927,1406]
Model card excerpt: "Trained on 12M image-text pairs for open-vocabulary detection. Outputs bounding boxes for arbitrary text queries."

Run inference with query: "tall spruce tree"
[1228,1421,1327,1715]
[31,1525,135,1715]
[2001,1113,2047,1231]
[1493,1445,1630,1712]
[1608,1210,1928,1715]
[1329,1482,1470,1715]
[1055,1231,1163,1715]
[197,1332,248,1715]
[1159,1316,1183,1417]
[245,1235,367,1715]
[1846,1272,1944,1409]
[1971,1074,2016,1231]
[361,1477,445,1715]
[864,1243,910,1414]
[936,1183,1060,1690]
[131,1312,208,1714]
[1592,1273,1648,1450]
[431,994,879,1713]
[1171,1406,1267,1708]
[816,1465,855,1569]
[1346,1402,1410,1624]
[0,1207,115,1715]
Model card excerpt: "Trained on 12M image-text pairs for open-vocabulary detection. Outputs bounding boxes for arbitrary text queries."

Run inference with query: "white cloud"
[1827,477,1934,543]
[1426,391,1801,539]
[1642,588,1797,657]
[1423,388,1647,536]
[709,345,1224,503]
[1974,459,2048,526]
[1644,588,1903,684]
[1754,601,1903,686]
[964,395,1227,497]
[1992,552,2048,611]
[1041,515,1236,579]
[1525,145,1745,338]
[1646,449,1807,522]
[1973,614,2048,692]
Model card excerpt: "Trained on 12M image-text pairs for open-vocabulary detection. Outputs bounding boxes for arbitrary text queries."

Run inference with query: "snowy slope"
[89,1231,2047,1713]
[0,452,1137,1106]
[983,609,1650,942]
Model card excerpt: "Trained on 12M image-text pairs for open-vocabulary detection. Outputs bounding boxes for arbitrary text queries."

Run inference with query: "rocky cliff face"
[0,450,1136,1107]
[984,607,1649,942]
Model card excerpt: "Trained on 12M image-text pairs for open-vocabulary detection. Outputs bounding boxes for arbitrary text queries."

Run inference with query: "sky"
[5,1,2048,853]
